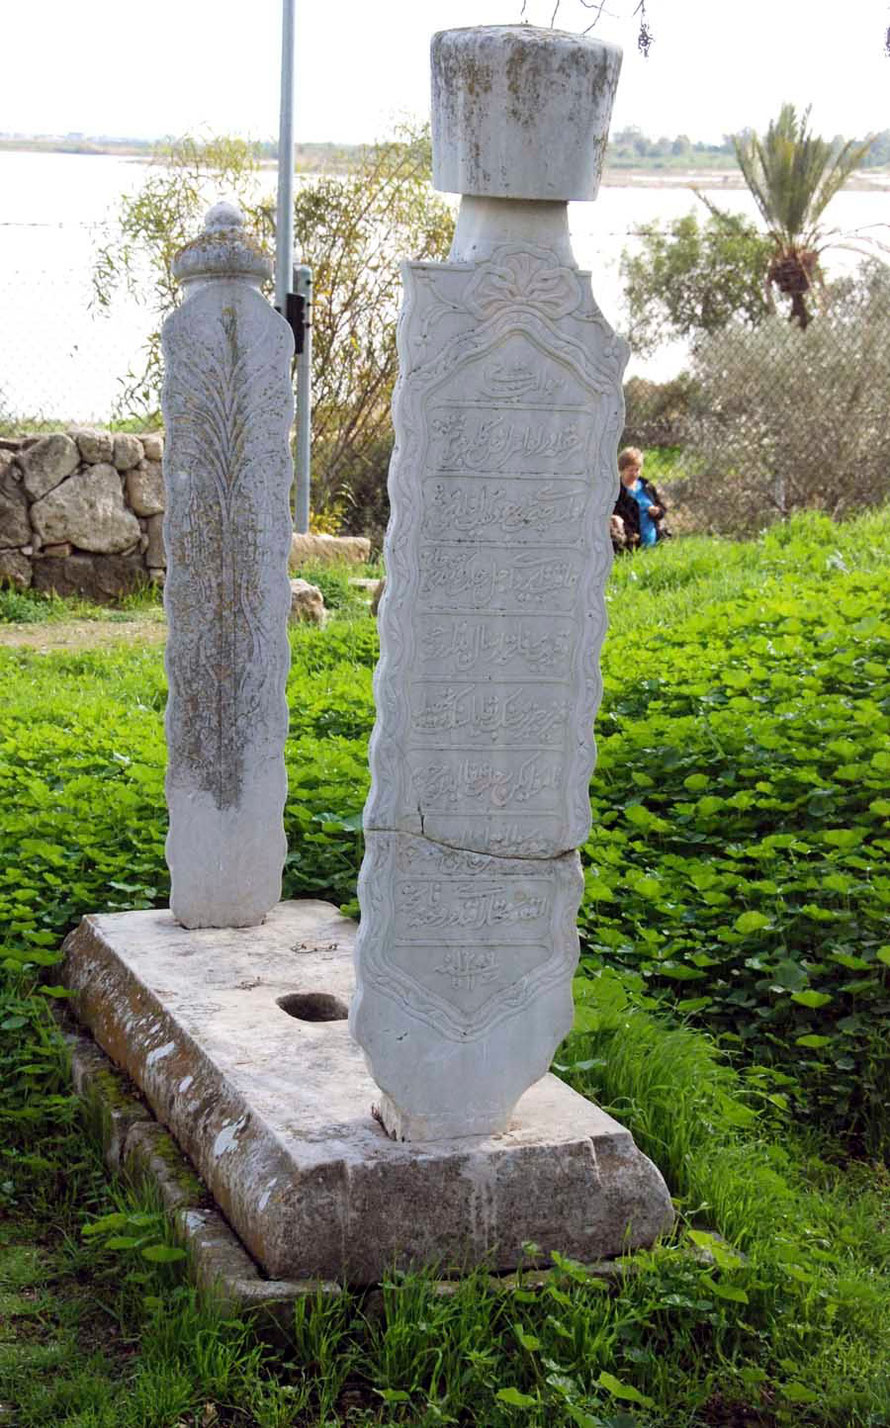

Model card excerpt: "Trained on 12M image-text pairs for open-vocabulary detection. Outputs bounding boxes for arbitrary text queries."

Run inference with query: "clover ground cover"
[1,508,888,1425]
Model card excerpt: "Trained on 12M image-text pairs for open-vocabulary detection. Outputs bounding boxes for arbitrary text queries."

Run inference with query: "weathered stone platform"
[63,901,673,1284]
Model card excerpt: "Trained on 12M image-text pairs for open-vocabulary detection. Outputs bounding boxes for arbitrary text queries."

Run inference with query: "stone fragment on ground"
[289,577,326,625]
[289,532,370,566]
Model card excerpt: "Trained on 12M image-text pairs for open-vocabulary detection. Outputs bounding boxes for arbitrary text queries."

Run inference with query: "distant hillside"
[3,126,889,179]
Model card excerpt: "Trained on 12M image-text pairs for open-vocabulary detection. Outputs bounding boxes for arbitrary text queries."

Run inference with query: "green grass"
[0,563,383,626]
[0,581,166,625]
[590,510,890,1154]
[2,509,889,1425]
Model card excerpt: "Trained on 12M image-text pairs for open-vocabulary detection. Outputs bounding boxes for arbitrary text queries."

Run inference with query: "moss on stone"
[148,1131,206,1202]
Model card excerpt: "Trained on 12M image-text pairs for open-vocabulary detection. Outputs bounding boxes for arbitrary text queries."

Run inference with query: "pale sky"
[4,0,888,146]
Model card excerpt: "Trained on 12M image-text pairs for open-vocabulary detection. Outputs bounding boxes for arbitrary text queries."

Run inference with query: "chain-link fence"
[622,265,890,535]
[0,227,153,429]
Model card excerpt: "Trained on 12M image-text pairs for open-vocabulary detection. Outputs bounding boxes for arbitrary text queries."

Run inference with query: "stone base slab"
[63,901,673,1284]
[65,1023,325,1325]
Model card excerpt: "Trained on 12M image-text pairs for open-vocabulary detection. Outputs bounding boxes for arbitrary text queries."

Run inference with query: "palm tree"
[734,105,873,329]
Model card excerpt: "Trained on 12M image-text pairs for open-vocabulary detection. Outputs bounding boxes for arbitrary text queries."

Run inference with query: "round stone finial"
[431,26,622,202]
[204,199,245,232]
[172,199,272,285]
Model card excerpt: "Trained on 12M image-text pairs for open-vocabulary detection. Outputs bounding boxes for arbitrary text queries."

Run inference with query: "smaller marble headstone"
[161,204,294,929]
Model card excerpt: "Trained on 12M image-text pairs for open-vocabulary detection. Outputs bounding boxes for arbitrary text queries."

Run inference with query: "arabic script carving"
[351,237,627,1133]
[430,408,586,474]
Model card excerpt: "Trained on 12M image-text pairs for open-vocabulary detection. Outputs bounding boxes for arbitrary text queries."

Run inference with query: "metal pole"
[276,0,312,532]
[293,263,312,534]
[274,0,296,316]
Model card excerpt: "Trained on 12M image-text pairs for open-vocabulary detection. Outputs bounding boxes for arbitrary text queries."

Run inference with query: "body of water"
[0,150,887,422]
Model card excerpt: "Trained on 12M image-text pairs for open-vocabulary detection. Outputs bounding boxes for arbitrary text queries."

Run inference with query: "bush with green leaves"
[622,374,701,453]
[290,130,453,515]
[0,587,52,624]
[582,511,890,1153]
[93,129,454,528]
[620,209,773,357]
[333,430,394,549]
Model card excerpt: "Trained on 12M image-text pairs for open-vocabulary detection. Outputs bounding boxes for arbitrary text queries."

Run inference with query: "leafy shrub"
[93,128,454,518]
[1,512,888,1158]
[581,512,890,1153]
[0,588,52,624]
[622,374,701,452]
[333,431,393,549]
[294,130,453,515]
[620,210,773,356]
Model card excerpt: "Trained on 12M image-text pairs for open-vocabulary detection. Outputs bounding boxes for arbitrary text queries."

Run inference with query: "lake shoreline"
[4,139,888,190]
[602,168,890,191]
[2,149,888,421]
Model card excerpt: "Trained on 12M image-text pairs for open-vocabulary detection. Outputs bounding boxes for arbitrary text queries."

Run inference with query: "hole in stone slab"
[276,991,348,1023]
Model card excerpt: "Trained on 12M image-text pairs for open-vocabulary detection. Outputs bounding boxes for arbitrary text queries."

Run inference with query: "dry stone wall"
[0,428,167,600]
[0,428,374,601]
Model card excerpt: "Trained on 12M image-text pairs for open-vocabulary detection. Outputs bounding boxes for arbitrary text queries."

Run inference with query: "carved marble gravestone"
[63,31,674,1285]
[352,26,630,1140]
[161,203,295,929]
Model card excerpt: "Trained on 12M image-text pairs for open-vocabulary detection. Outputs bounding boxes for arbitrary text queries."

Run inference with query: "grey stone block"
[112,433,145,471]
[141,432,164,462]
[0,464,30,548]
[69,427,114,464]
[63,900,674,1285]
[126,460,164,516]
[18,433,79,500]
[31,551,144,600]
[0,548,32,589]
[31,464,141,553]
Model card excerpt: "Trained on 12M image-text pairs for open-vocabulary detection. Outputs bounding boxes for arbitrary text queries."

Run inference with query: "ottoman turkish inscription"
[371,259,619,861]
[353,24,628,1141]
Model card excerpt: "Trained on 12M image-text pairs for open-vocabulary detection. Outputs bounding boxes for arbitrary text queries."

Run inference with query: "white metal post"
[275,0,296,316]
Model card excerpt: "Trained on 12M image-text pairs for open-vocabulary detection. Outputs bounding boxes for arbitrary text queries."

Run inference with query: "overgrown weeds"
[1,509,889,1424]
